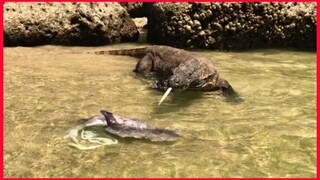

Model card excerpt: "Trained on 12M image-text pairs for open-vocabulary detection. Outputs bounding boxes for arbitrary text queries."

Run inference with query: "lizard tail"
[94,47,148,59]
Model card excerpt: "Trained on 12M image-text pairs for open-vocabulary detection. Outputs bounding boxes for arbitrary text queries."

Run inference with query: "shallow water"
[4,44,316,177]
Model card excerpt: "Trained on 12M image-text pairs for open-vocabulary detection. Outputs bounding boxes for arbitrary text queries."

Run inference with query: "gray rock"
[4,2,139,46]
[145,2,316,50]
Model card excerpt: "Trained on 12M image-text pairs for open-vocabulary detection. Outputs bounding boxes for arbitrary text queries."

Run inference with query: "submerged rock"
[145,2,316,50]
[4,2,139,46]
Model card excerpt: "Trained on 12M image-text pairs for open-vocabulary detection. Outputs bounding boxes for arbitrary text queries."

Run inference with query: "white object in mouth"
[158,87,172,105]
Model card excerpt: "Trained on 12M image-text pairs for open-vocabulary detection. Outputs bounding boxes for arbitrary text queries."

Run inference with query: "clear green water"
[4,44,316,177]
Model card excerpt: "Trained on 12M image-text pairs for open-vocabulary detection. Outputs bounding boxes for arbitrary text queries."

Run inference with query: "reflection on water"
[4,44,316,177]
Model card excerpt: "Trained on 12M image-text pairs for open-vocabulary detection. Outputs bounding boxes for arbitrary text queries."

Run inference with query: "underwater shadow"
[152,89,245,114]
[224,92,246,105]
[151,90,204,114]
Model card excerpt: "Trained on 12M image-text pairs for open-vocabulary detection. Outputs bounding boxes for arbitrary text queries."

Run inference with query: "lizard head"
[168,59,202,90]
[219,78,236,96]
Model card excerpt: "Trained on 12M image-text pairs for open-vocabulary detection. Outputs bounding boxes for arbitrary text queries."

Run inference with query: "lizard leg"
[134,52,154,76]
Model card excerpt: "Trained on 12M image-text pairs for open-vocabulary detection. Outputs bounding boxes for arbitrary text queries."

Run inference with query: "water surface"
[4,44,316,177]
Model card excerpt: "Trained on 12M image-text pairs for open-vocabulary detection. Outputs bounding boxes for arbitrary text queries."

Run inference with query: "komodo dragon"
[95,45,236,96]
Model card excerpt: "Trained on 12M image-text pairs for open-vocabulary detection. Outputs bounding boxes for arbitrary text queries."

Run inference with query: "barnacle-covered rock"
[4,2,139,46]
[145,2,316,50]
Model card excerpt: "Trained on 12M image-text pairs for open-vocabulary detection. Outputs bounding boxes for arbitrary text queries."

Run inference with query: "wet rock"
[184,25,192,32]
[145,2,316,50]
[4,2,139,46]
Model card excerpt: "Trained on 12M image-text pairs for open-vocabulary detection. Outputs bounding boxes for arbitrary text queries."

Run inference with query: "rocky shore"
[4,2,139,46]
[145,2,316,50]
[4,2,316,50]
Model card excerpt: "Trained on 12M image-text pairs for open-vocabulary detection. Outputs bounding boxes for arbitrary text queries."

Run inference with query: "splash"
[64,125,118,150]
